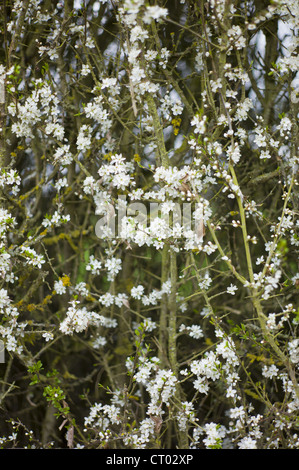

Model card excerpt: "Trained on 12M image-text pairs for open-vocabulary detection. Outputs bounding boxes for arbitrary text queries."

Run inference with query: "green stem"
[169,250,189,449]
[229,164,255,285]
[230,167,299,401]
[261,176,294,280]
[145,71,188,447]
[207,219,248,285]
[146,93,169,168]
[159,245,169,367]
[168,251,177,376]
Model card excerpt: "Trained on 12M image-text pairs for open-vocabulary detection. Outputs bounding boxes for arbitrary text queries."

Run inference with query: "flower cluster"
[0,288,24,354]
[59,299,117,335]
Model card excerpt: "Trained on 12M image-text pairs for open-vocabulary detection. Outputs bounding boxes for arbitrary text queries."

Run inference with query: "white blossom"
[227,284,238,295]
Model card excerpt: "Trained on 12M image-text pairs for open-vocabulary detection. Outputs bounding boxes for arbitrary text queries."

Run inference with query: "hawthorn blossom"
[54,279,67,295]
[19,246,45,269]
[77,124,92,150]
[238,437,257,449]
[143,6,168,24]
[202,422,227,448]
[131,285,144,299]
[105,257,122,280]
[227,284,238,295]
[227,25,246,49]
[191,114,207,134]
[262,364,279,379]
[53,144,73,166]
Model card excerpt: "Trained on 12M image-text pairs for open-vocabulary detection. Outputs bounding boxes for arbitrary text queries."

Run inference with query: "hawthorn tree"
[0,0,298,449]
